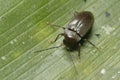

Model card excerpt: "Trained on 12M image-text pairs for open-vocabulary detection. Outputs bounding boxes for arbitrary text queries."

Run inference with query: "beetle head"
[63,29,81,50]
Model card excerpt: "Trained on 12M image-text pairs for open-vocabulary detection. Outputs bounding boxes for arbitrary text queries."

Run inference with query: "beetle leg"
[52,33,64,43]
[84,39,100,51]
[34,44,63,53]
[77,33,100,51]
[78,43,81,59]
[68,50,79,74]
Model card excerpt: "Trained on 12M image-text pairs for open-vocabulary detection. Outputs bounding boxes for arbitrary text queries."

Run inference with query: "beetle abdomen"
[68,11,94,37]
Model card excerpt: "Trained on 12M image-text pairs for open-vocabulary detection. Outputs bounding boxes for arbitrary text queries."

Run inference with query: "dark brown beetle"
[35,11,98,58]
[51,11,95,57]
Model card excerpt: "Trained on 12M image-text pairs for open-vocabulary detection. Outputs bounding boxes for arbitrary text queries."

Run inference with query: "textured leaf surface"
[0,0,120,80]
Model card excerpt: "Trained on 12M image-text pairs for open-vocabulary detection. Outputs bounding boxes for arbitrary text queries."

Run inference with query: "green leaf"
[0,0,120,80]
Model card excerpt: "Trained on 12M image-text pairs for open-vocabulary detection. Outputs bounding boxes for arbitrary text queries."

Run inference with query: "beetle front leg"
[52,33,64,43]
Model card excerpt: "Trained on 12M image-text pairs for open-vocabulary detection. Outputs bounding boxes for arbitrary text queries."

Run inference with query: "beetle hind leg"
[84,39,100,51]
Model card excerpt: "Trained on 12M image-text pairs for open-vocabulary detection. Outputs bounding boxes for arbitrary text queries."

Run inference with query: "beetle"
[35,11,98,58]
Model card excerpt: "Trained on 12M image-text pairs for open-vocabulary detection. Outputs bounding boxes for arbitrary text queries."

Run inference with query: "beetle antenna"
[34,44,63,53]
[68,50,79,75]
